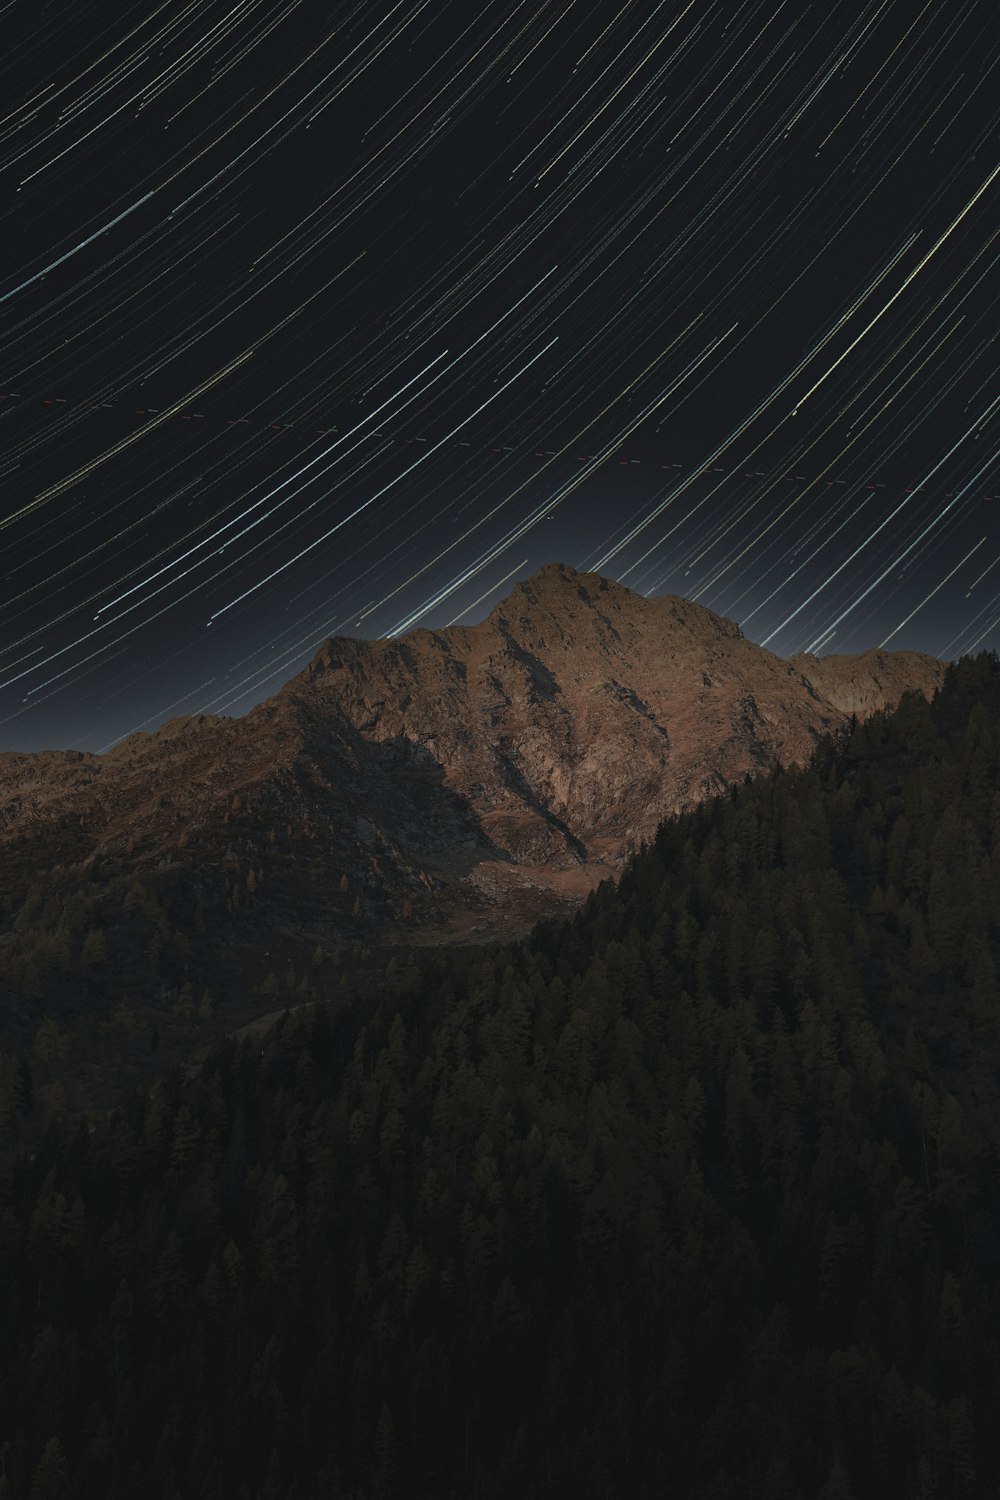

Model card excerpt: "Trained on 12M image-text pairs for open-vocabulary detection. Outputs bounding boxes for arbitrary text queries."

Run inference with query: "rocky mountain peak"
[276,569,946,938]
[478,563,744,663]
[494,561,613,610]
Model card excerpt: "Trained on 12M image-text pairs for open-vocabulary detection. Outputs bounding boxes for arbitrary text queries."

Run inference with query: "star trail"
[1,0,998,750]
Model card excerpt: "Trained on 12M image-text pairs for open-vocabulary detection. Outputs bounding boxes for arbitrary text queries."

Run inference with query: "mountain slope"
[0,566,945,957]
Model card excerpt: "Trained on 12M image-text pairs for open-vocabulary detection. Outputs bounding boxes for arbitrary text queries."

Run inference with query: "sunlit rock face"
[788,648,946,719]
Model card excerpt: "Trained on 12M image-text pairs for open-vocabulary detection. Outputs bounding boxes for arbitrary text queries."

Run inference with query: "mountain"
[0,565,945,955]
[293,564,944,920]
[3,653,998,1500]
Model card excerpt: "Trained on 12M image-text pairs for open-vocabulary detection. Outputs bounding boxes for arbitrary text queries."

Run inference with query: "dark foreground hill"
[2,655,998,1499]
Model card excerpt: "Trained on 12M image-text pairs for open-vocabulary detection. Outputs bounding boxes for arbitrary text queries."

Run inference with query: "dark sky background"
[2,0,998,752]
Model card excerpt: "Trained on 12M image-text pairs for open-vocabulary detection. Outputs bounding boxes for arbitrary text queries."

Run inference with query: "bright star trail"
[1,0,998,750]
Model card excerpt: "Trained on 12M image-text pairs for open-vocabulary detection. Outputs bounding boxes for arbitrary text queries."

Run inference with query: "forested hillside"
[2,656,999,1499]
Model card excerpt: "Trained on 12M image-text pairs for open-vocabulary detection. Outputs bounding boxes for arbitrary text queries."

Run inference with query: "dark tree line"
[2,654,1000,1497]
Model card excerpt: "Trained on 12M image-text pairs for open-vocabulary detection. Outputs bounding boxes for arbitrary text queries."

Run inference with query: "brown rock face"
[0,564,947,942]
[788,649,947,718]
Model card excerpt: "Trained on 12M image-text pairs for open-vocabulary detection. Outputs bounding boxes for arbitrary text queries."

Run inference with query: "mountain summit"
[0,565,945,944]
[281,563,943,932]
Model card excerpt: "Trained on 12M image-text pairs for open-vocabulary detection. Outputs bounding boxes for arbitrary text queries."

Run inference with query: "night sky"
[2,0,998,752]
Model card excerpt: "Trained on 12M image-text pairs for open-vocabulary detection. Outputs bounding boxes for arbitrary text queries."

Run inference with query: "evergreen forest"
[3,655,1000,1498]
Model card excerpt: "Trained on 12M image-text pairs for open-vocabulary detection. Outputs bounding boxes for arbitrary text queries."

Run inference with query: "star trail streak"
[1,0,998,750]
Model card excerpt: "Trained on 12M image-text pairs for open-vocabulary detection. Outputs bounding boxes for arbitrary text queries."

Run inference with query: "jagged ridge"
[0,565,946,943]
